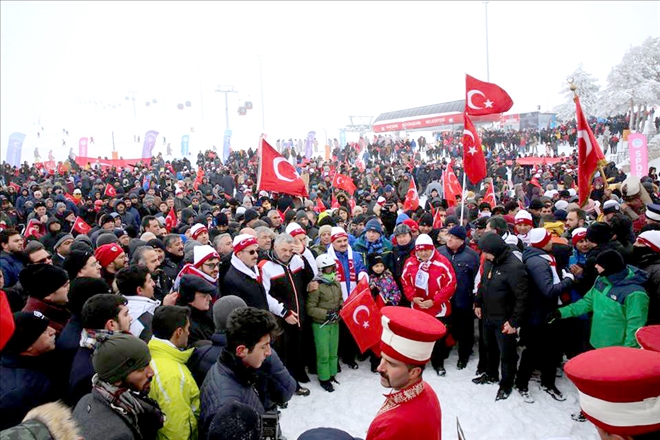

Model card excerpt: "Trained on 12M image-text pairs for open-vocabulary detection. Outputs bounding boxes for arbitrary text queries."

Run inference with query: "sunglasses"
[241,249,258,255]
[33,254,53,264]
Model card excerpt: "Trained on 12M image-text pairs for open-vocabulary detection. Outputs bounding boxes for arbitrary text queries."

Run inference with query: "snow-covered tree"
[599,37,660,130]
[554,64,600,121]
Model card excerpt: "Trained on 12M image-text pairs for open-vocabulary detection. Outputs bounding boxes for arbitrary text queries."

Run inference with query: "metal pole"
[460,170,467,225]
[224,91,229,132]
[259,56,265,132]
[484,2,490,81]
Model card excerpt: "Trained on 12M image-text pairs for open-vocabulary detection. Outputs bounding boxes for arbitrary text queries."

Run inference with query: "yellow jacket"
[148,337,200,440]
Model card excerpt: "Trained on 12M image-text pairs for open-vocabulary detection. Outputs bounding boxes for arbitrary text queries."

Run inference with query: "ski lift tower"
[344,115,374,137]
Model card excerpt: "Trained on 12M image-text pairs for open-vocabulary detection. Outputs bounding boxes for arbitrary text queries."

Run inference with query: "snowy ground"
[279,348,600,440]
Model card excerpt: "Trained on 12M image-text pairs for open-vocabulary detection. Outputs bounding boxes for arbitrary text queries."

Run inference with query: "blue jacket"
[0,354,56,431]
[0,251,24,288]
[438,244,480,310]
[522,247,573,325]
[68,346,95,407]
[335,248,367,294]
[199,348,296,440]
[188,332,227,387]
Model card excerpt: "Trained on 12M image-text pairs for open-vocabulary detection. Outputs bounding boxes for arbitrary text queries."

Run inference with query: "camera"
[261,411,280,440]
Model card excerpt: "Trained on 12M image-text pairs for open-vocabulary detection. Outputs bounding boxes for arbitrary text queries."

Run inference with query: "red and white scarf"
[327,245,357,300]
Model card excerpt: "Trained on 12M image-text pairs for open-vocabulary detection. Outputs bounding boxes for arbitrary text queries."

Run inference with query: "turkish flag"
[462,113,488,184]
[530,176,542,189]
[23,219,44,239]
[443,161,463,207]
[165,207,177,232]
[104,183,117,198]
[9,182,21,192]
[575,96,606,207]
[332,173,357,195]
[431,205,444,230]
[484,182,496,208]
[465,74,513,116]
[403,175,420,211]
[331,193,340,209]
[0,291,15,351]
[257,139,308,197]
[72,216,92,235]
[314,197,327,213]
[339,277,382,353]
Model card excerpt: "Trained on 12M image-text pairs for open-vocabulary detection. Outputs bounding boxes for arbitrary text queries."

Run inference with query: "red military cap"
[636,325,660,353]
[379,306,446,366]
[564,346,660,437]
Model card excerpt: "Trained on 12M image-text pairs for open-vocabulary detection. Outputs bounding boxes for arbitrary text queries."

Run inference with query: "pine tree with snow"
[554,64,600,121]
[599,37,660,130]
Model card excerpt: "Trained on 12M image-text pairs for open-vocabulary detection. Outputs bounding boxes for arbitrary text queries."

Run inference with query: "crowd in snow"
[0,131,659,440]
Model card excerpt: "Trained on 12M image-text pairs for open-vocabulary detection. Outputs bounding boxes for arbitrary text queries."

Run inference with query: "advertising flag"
[223,130,232,164]
[181,134,190,156]
[305,131,315,160]
[6,133,25,167]
[78,137,89,157]
[628,133,648,179]
[141,130,159,159]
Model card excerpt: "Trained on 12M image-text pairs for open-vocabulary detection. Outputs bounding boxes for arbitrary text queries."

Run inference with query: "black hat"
[298,428,357,440]
[243,209,259,224]
[474,216,489,230]
[147,238,165,251]
[19,264,69,300]
[529,199,544,210]
[63,249,94,280]
[67,277,112,315]
[448,225,467,241]
[478,232,507,257]
[418,212,434,227]
[4,311,50,354]
[444,215,459,227]
[368,253,384,269]
[586,222,613,245]
[595,249,626,276]
[215,212,229,226]
[207,401,261,440]
[179,274,216,304]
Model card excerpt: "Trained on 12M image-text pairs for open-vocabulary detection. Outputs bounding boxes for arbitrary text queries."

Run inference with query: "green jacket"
[559,266,649,348]
[307,276,344,324]
[148,338,200,440]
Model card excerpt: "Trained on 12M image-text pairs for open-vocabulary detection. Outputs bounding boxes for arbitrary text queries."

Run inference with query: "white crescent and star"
[353,305,371,328]
[467,89,495,110]
[273,157,296,182]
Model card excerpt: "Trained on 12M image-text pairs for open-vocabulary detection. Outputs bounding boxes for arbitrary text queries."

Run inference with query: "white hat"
[603,200,621,214]
[544,190,558,198]
[621,176,641,198]
[190,223,208,240]
[193,245,219,267]
[529,228,551,249]
[572,227,587,246]
[554,200,569,211]
[567,188,577,197]
[515,210,533,225]
[330,226,347,242]
[236,206,246,217]
[285,222,306,237]
[414,233,434,251]
[377,196,386,206]
[637,230,660,253]
[232,234,258,254]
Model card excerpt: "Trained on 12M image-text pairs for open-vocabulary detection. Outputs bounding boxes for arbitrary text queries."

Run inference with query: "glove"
[561,269,574,281]
[547,310,561,325]
[326,310,340,322]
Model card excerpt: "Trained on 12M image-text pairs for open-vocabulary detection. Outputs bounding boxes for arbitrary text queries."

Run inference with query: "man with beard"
[366,307,446,440]
[162,234,185,285]
[73,333,164,440]
[564,208,587,238]
[0,228,25,288]
[633,231,660,325]
[260,233,316,396]
[94,243,128,292]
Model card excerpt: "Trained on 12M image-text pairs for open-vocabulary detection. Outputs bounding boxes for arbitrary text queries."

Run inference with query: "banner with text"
[141,130,159,158]
[628,133,648,179]
[78,137,89,157]
[6,133,25,167]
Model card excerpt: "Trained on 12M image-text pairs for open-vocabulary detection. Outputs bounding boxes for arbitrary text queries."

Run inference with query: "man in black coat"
[474,233,529,402]
[222,234,269,310]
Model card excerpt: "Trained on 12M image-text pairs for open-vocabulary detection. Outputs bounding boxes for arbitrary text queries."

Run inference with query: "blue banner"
[339,129,346,150]
[181,134,190,156]
[6,132,25,167]
[223,130,232,163]
[141,130,159,158]
[142,173,152,191]
[305,131,315,159]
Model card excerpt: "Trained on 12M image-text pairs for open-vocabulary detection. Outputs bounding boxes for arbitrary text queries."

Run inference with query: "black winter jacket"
[522,247,573,325]
[438,243,480,310]
[222,265,268,310]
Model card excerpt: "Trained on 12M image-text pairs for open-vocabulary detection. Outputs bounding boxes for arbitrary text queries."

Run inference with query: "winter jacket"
[259,253,314,321]
[68,346,95,407]
[0,401,81,440]
[0,354,56,431]
[475,247,529,328]
[222,260,268,311]
[438,243,480,310]
[187,332,228,387]
[353,236,395,273]
[188,307,215,346]
[0,251,24,288]
[559,266,649,348]
[369,270,402,306]
[401,250,456,317]
[522,247,573,325]
[199,349,296,440]
[125,295,160,342]
[147,338,200,440]
[577,241,627,295]
[635,250,660,325]
[306,276,343,324]
[22,297,70,335]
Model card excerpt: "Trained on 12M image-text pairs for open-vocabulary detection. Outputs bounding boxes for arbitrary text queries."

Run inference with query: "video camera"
[261,411,280,440]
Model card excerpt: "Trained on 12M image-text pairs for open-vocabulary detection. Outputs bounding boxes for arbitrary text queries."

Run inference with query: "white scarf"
[230,254,260,281]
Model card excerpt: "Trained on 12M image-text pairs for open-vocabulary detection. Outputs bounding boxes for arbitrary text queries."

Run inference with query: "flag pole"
[460,168,467,225]
[570,79,607,181]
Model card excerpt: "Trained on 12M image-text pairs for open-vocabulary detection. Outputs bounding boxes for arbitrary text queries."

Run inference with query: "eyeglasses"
[203,262,220,269]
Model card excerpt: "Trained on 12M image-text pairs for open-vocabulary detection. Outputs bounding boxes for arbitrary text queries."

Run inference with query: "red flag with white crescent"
[165,208,177,232]
[332,173,357,195]
[314,197,327,213]
[462,113,488,184]
[104,183,117,198]
[257,139,308,197]
[23,219,45,239]
[72,217,92,235]
[339,277,382,353]
[443,161,463,207]
[484,182,496,208]
[403,176,420,211]
[331,193,340,209]
[465,74,513,116]
[575,96,606,207]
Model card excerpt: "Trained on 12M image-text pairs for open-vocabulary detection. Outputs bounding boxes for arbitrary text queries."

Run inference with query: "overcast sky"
[1,1,659,157]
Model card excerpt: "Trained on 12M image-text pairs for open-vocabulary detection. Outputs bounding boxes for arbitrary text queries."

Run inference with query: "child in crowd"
[367,254,401,307]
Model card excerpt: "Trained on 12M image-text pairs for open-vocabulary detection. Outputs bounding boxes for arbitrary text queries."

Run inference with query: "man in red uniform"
[400,233,456,375]
[564,346,660,440]
[366,306,447,440]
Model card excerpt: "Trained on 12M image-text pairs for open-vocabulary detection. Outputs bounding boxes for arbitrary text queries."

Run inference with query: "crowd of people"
[1,123,659,440]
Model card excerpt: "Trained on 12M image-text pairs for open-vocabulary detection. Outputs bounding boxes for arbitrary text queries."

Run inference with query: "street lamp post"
[259,56,265,132]
[215,86,237,131]
[483,2,490,81]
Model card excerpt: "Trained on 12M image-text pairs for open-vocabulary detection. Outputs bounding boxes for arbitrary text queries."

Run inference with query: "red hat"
[380,306,446,365]
[514,210,533,226]
[402,219,419,233]
[414,234,434,252]
[564,346,660,437]
[94,244,125,268]
[571,227,587,247]
[285,222,306,238]
[190,223,208,241]
[233,234,258,254]
[331,227,347,242]
[636,325,660,352]
[529,228,551,249]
